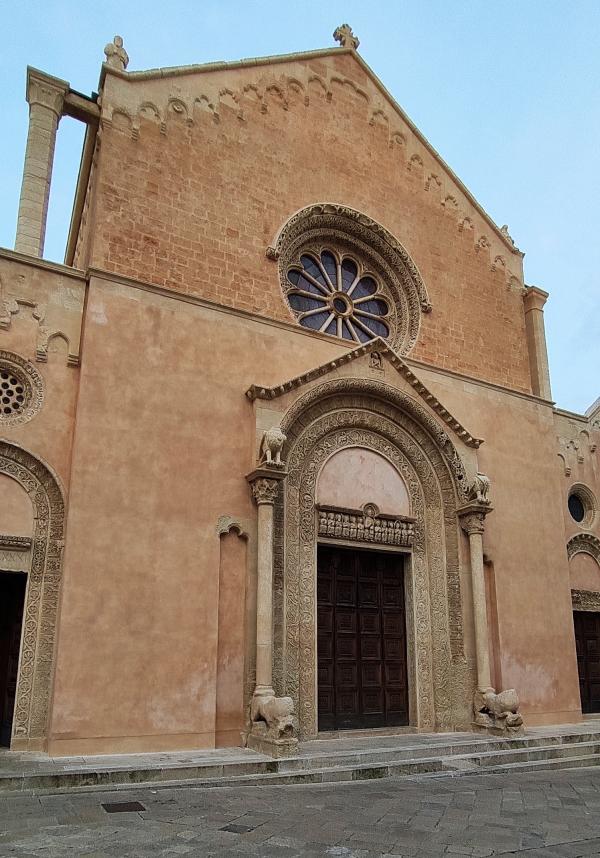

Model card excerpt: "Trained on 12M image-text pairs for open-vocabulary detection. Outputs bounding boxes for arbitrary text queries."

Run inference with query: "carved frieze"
[317,503,415,547]
[568,533,600,565]
[572,589,600,612]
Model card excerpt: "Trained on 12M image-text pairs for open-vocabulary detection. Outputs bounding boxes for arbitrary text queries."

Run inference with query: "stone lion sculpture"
[474,688,523,733]
[250,694,297,740]
[261,427,286,468]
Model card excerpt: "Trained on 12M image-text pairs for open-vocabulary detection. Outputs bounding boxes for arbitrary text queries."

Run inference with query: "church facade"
[1,28,599,756]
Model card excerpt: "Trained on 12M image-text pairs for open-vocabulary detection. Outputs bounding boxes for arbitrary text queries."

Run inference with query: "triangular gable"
[245,338,483,449]
[101,44,521,264]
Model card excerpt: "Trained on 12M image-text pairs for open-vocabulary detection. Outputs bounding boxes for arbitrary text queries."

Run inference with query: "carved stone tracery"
[267,204,431,355]
[0,441,65,747]
[567,533,600,565]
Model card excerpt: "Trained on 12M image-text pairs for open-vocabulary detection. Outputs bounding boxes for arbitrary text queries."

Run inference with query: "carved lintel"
[572,589,600,612]
[0,534,32,551]
[317,503,415,547]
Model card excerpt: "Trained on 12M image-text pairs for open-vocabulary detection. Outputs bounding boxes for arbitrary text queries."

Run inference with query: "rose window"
[0,351,44,425]
[286,250,390,342]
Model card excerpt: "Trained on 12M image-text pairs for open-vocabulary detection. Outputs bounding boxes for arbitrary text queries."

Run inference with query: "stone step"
[284,731,600,771]
[4,739,600,794]
[4,727,600,795]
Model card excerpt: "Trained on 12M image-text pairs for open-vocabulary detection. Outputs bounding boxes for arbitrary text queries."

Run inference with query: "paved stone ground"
[4,768,600,857]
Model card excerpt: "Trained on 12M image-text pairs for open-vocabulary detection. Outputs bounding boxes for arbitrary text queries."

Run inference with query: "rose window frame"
[286,247,392,343]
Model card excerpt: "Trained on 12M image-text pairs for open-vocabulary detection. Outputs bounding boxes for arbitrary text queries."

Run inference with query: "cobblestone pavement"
[4,768,600,857]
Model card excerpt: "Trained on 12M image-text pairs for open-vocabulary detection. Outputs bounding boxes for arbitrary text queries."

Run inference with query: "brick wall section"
[86,51,531,392]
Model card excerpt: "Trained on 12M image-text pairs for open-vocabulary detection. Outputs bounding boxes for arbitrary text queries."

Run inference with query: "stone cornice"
[0,247,86,281]
[246,338,483,449]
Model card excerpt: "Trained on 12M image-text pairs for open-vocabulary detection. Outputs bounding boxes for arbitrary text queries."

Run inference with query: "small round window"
[286,249,390,343]
[0,351,44,426]
[568,484,597,529]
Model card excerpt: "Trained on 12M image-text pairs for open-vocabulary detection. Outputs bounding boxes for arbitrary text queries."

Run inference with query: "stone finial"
[333,24,360,50]
[104,35,129,70]
[500,224,515,246]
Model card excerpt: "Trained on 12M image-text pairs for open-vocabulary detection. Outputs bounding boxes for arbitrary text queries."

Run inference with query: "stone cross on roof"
[104,35,129,70]
[333,24,360,50]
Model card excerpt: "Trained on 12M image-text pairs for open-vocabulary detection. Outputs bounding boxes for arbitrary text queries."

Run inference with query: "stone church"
[1,26,599,757]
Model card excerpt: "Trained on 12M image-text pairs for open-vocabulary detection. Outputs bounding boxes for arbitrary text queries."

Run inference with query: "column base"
[471,720,525,739]
[247,725,299,758]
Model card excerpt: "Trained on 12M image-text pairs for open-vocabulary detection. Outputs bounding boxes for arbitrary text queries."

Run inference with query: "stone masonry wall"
[81,50,531,392]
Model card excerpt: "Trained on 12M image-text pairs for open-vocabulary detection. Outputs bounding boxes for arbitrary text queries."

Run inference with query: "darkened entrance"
[574,611,600,714]
[0,573,27,747]
[317,545,408,731]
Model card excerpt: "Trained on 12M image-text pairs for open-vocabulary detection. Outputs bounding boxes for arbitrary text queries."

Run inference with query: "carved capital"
[26,68,69,115]
[250,477,280,506]
[459,510,486,536]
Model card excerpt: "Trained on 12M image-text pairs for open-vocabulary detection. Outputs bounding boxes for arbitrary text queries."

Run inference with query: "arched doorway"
[271,378,474,739]
[0,440,65,750]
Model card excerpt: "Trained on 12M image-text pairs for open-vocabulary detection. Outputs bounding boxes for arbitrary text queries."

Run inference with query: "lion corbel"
[250,694,297,742]
[474,688,523,734]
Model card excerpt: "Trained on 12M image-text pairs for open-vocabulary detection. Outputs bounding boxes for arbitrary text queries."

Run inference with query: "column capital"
[523,284,549,313]
[26,67,69,116]
[457,502,493,536]
[247,466,287,506]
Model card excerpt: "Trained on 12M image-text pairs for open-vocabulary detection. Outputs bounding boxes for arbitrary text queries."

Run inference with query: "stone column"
[523,285,552,401]
[249,474,280,699]
[459,506,492,693]
[246,463,297,757]
[15,68,69,258]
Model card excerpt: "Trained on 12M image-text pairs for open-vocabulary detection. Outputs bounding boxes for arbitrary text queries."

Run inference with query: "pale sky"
[1,0,598,414]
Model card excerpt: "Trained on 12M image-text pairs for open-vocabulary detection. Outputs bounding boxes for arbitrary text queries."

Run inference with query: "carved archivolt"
[272,379,473,738]
[266,203,430,355]
[0,440,65,746]
[568,533,600,566]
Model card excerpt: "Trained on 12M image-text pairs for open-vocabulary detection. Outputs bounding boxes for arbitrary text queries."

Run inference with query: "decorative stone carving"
[466,473,491,506]
[473,688,524,735]
[246,338,483,451]
[568,533,600,565]
[266,203,432,355]
[216,515,247,538]
[333,24,360,50]
[271,379,473,738]
[260,427,286,469]
[369,350,383,370]
[0,441,65,748]
[0,535,32,551]
[572,589,600,612]
[317,504,415,547]
[500,224,516,247]
[459,509,486,536]
[0,351,44,427]
[104,35,129,70]
[250,694,297,739]
[250,476,280,505]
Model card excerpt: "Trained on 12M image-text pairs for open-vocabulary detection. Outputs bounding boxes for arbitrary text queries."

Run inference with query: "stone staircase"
[2,721,600,794]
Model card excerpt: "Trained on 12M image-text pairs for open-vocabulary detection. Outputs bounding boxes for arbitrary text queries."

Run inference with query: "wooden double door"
[317,545,409,731]
[574,611,600,714]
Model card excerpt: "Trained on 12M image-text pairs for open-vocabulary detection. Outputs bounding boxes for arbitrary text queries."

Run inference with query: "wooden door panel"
[317,545,408,731]
[574,611,600,714]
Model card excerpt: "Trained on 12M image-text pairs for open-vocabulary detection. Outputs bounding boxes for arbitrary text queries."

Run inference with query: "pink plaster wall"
[317,447,410,515]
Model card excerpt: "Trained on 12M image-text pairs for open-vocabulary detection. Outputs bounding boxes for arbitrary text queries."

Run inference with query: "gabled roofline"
[101,45,521,256]
[245,337,483,449]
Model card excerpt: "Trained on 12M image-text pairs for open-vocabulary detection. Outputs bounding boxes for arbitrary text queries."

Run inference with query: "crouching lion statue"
[474,687,524,734]
[250,694,297,741]
[260,427,287,468]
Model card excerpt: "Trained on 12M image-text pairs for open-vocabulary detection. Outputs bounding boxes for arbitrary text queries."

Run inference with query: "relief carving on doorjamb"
[271,378,474,739]
[0,440,65,749]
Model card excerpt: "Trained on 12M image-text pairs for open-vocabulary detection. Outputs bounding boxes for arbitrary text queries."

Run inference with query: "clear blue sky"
[1,1,598,414]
